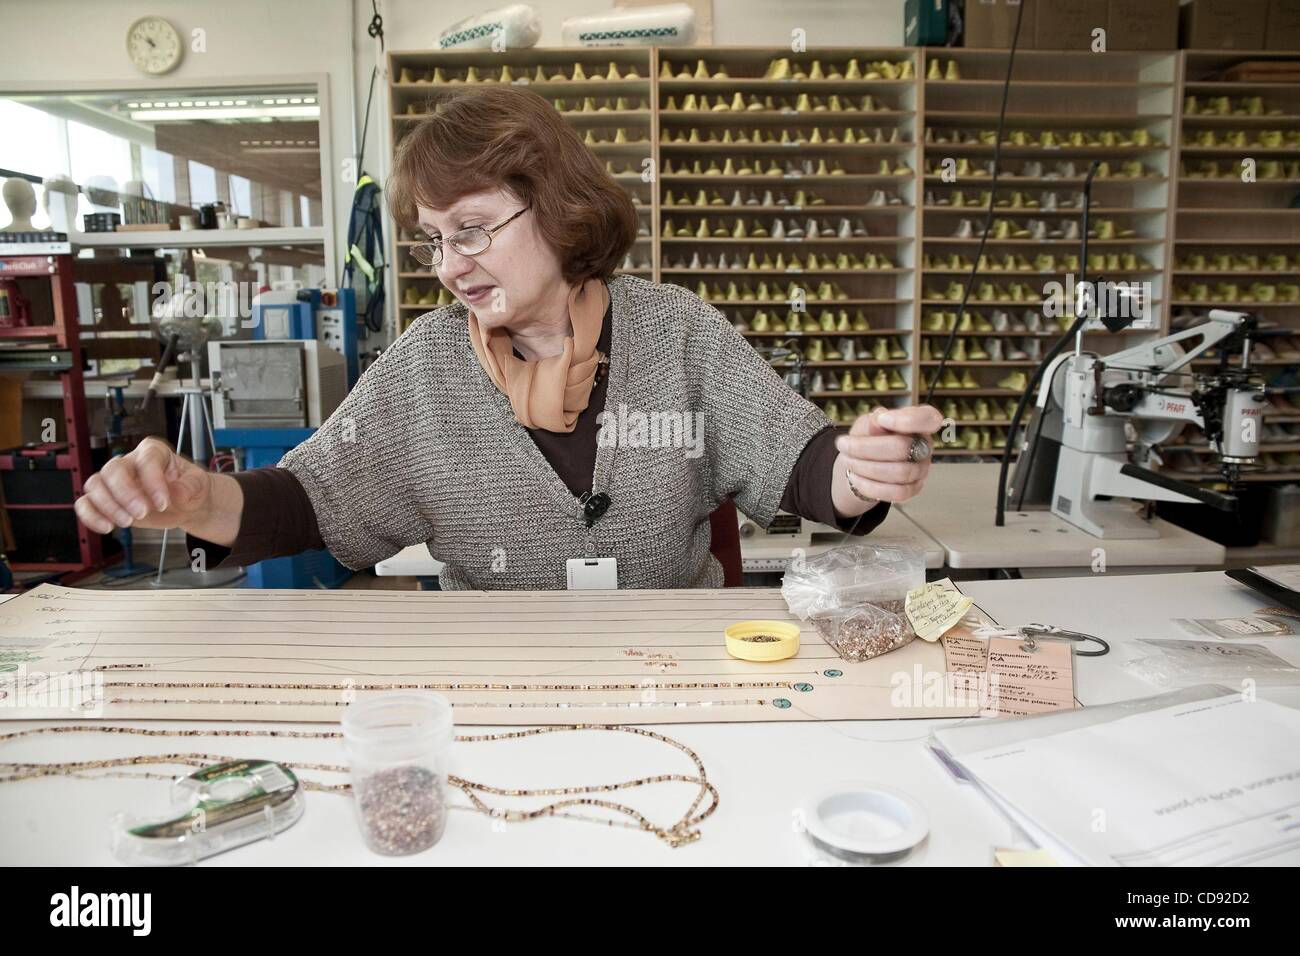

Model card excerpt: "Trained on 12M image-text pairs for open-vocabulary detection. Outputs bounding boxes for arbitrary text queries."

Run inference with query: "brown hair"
[388,86,638,283]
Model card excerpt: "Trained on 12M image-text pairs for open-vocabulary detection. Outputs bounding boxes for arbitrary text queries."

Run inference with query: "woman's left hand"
[832,404,944,511]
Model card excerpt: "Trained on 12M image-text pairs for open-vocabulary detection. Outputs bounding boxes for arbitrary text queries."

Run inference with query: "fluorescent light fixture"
[130,105,320,121]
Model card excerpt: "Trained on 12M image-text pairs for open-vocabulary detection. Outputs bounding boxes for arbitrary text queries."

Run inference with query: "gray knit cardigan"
[280,275,833,590]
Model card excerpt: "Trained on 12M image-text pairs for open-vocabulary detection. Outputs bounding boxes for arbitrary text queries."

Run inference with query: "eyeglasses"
[410,206,530,268]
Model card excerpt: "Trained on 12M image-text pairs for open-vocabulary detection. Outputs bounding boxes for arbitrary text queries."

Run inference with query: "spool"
[799,782,929,864]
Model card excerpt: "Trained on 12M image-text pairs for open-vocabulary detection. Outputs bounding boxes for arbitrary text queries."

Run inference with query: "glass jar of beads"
[342,692,454,856]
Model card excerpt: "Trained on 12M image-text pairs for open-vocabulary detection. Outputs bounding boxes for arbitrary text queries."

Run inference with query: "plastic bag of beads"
[781,544,925,661]
[811,600,916,662]
[781,543,925,618]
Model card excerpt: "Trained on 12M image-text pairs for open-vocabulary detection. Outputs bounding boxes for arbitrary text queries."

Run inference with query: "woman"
[74,87,941,590]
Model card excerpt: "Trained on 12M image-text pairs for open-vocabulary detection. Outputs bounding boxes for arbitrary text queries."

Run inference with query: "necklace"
[0,723,717,848]
[105,697,770,709]
[90,678,790,712]
[98,679,794,690]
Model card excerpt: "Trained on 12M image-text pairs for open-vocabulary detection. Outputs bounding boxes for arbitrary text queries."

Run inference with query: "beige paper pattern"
[0,584,987,725]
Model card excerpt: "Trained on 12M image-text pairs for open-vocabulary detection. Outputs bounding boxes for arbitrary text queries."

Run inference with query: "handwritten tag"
[905,584,973,642]
[983,637,1075,717]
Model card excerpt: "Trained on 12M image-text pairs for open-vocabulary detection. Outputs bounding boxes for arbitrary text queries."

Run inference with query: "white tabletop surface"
[899,462,1227,570]
[1,570,1294,866]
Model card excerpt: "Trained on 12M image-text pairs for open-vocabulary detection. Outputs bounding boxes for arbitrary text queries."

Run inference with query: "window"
[0,85,322,230]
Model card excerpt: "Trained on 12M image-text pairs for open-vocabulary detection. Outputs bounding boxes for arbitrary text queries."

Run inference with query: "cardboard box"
[1181,0,1268,50]
[963,0,1036,49]
[1266,0,1300,49]
[1035,0,1108,51]
[1107,0,1179,51]
[905,0,949,45]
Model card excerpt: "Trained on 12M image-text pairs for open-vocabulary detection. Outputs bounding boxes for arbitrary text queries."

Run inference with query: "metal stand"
[152,386,245,589]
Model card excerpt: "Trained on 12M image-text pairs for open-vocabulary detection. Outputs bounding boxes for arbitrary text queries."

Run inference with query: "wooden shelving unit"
[383,45,1299,477]
[387,48,656,335]
[916,47,1176,460]
[1165,50,1300,485]
[0,255,103,576]
[651,47,921,430]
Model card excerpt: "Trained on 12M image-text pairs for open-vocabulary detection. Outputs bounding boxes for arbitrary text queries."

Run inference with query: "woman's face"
[419,187,564,331]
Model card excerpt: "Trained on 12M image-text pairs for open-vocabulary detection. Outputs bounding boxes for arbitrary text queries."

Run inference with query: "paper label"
[984,637,1075,717]
[905,583,973,642]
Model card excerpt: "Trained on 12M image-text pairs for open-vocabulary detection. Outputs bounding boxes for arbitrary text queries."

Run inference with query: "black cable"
[358,0,384,173]
[336,62,381,293]
[922,0,1027,407]
[337,4,385,295]
[356,66,378,176]
[833,12,1027,546]
[996,159,1102,523]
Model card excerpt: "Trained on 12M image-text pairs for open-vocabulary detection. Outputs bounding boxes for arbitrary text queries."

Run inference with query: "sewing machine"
[1010,309,1265,539]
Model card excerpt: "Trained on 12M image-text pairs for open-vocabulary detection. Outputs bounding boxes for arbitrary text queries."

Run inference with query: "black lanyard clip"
[580,491,611,528]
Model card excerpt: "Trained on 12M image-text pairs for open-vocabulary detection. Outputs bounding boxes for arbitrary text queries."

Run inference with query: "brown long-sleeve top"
[194,297,888,569]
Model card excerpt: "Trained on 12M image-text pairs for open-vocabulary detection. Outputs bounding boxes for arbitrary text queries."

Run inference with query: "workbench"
[2,570,1295,865]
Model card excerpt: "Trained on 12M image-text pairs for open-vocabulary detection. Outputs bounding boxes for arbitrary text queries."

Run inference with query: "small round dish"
[724,619,800,662]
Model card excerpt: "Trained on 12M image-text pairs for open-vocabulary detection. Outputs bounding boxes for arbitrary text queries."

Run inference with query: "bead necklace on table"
[0,723,718,848]
[81,677,795,712]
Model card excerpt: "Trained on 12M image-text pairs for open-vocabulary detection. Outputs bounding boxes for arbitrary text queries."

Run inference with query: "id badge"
[566,557,618,589]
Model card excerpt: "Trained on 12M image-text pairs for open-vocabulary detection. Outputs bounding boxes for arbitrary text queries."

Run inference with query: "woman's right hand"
[75,437,217,535]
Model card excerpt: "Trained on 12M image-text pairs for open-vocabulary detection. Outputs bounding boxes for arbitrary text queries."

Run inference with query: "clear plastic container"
[342,692,454,856]
[110,759,305,866]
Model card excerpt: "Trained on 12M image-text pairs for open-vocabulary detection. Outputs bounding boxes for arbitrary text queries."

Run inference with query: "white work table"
[1,570,1294,866]
[900,462,1227,573]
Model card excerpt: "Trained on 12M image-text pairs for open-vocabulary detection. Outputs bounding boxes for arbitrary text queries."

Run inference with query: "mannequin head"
[1,178,37,232]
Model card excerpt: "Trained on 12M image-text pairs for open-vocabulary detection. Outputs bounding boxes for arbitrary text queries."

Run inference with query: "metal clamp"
[1019,624,1110,657]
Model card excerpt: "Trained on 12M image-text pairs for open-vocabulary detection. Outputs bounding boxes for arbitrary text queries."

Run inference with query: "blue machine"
[217,428,352,589]
[251,287,360,387]
[217,286,362,588]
